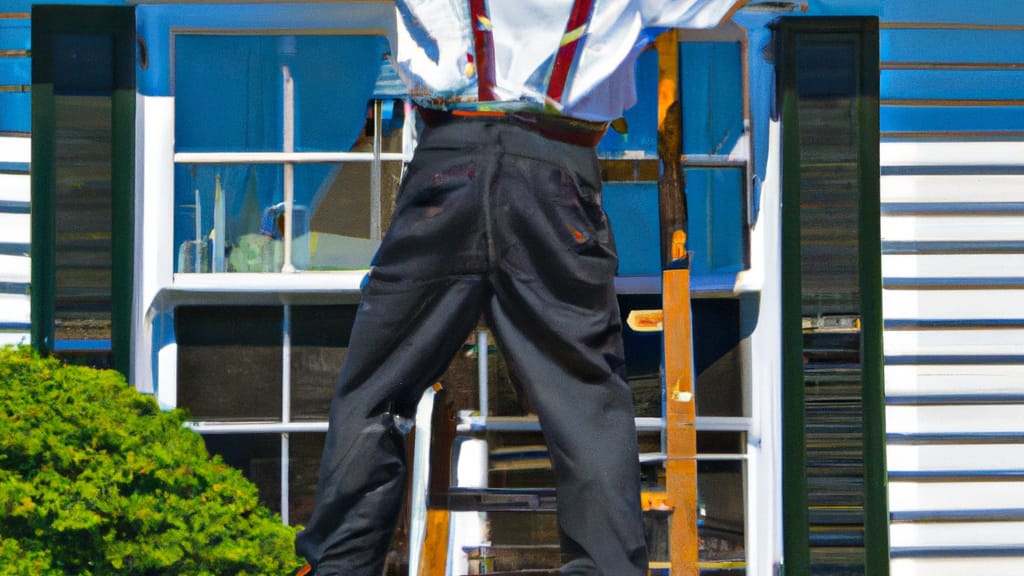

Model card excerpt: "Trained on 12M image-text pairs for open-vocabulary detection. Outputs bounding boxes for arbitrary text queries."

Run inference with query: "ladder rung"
[429,487,558,512]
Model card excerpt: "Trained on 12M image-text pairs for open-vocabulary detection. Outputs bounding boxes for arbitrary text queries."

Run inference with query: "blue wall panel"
[0,93,30,133]
[881,29,1024,64]
[0,20,30,51]
[882,69,1024,101]
[0,57,30,85]
[881,0,1024,25]
[604,182,661,277]
[882,105,1024,133]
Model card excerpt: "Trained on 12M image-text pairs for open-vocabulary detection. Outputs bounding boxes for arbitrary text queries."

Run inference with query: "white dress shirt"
[394,0,744,121]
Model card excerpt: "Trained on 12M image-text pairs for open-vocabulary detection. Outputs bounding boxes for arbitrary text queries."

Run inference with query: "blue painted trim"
[883,240,1024,255]
[32,0,127,5]
[891,509,1024,523]
[885,318,1024,330]
[906,468,1024,482]
[52,339,112,351]
[891,546,1024,559]
[137,3,397,96]
[0,200,30,214]
[0,322,31,331]
[884,277,1024,289]
[0,282,29,294]
[881,165,1024,176]
[881,202,1024,216]
[888,432,1024,446]
[0,243,29,257]
[885,355,1024,365]
[886,393,1024,406]
[0,161,30,174]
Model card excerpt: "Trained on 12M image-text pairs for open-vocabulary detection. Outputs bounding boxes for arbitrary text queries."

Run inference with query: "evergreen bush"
[0,346,305,575]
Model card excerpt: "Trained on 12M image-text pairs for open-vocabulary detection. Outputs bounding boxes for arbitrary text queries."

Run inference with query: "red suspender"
[469,0,497,102]
[546,0,595,105]
[469,0,593,106]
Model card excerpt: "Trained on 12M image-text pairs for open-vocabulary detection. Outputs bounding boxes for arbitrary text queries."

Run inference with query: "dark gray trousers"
[295,116,649,576]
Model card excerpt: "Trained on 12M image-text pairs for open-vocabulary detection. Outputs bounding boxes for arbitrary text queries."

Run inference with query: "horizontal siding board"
[882,174,1024,204]
[881,141,1024,167]
[882,105,1024,134]
[890,522,1024,549]
[888,445,1024,473]
[0,135,30,162]
[887,405,1024,435]
[891,557,1024,576]
[881,29,1024,64]
[0,57,29,85]
[889,481,1024,511]
[881,215,1024,242]
[0,254,29,283]
[883,254,1024,279]
[881,0,1024,24]
[0,212,28,245]
[0,174,29,203]
[0,293,28,324]
[882,69,1024,101]
[886,365,1024,398]
[0,20,30,52]
[0,332,30,346]
[885,329,1024,356]
[0,93,30,133]
[885,289,1024,320]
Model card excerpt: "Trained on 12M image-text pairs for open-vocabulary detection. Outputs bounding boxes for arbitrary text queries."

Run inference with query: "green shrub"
[0,346,305,575]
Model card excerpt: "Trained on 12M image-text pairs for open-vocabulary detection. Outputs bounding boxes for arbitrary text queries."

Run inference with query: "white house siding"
[0,135,31,347]
[879,3,1024,572]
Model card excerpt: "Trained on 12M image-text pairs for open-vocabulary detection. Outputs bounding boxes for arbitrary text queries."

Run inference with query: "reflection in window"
[173,33,404,273]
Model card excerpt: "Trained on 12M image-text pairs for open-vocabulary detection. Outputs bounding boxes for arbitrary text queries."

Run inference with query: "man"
[296,1,744,574]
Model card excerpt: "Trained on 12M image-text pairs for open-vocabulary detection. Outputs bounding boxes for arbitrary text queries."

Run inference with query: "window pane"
[289,305,357,421]
[289,433,325,527]
[681,42,744,156]
[685,167,746,276]
[619,294,745,418]
[173,159,390,273]
[697,459,746,564]
[177,306,283,420]
[53,94,112,354]
[203,433,282,516]
[174,34,387,153]
[603,171,746,279]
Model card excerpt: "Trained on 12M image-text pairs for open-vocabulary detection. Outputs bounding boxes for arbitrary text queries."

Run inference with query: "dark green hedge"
[0,347,305,575]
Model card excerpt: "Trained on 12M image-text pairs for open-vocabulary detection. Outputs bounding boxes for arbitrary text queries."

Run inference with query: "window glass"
[174,34,387,153]
[681,42,744,157]
[203,433,282,515]
[685,167,746,277]
[289,305,357,421]
[176,306,283,420]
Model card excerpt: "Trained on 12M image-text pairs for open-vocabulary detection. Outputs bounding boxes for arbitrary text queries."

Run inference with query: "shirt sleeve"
[641,0,745,29]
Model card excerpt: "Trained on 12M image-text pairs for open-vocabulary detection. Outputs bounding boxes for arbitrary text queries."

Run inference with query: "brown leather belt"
[417,106,609,148]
